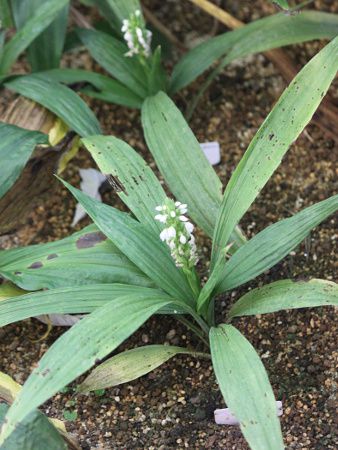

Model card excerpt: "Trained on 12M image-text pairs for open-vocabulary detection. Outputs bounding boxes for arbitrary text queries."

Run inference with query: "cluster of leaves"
[0,27,337,449]
[1,0,338,201]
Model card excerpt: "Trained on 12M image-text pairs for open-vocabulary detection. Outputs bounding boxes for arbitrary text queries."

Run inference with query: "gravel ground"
[0,1,337,449]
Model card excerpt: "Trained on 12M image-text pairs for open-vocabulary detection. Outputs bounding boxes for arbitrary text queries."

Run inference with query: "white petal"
[175,201,181,206]
[155,205,163,211]
[179,215,188,222]
[166,226,176,239]
[179,235,187,244]
[185,222,194,233]
[170,211,176,218]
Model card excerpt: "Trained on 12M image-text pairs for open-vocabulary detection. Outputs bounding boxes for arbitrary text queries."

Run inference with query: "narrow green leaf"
[10,0,69,71]
[211,36,338,267]
[148,46,167,94]
[61,179,195,305]
[82,135,167,235]
[77,28,148,98]
[210,325,284,450]
[0,0,69,76]
[229,279,338,318]
[0,0,12,28]
[36,68,143,108]
[79,345,201,391]
[170,11,338,93]
[0,224,153,290]
[0,123,49,198]
[0,284,165,327]
[0,293,177,443]
[141,91,246,250]
[214,195,338,294]
[270,0,289,11]
[0,404,67,450]
[5,74,101,137]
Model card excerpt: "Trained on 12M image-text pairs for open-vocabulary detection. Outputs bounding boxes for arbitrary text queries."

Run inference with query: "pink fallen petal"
[214,401,283,425]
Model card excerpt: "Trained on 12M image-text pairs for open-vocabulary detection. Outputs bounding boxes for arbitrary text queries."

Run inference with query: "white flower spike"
[155,198,198,269]
[121,10,152,58]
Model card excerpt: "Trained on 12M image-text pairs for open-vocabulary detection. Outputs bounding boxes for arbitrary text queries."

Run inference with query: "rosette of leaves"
[0,38,337,449]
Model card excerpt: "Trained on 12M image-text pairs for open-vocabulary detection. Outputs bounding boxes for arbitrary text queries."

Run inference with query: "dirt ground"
[0,1,337,449]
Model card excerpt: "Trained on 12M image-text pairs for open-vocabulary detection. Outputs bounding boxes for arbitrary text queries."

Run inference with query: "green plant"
[1,1,337,205]
[0,37,337,449]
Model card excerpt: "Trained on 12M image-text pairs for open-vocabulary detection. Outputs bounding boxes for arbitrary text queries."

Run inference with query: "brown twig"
[186,0,338,141]
[142,6,187,52]
[70,6,93,29]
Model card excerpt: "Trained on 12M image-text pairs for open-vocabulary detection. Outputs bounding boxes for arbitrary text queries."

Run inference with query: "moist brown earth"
[0,1,337,449]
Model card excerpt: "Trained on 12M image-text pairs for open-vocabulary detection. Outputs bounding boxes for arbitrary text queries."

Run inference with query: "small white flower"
[135,9,141,16]
[179,234,187,244]
[179,215,188,222]
[160,226,176,241]
[185,222,194,234]
[155,214,167,223]
[170,211,176,218]
[155,206,163,211]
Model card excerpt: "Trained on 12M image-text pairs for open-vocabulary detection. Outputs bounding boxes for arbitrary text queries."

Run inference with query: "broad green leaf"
[0,224,153,290]
[210,325,284,450]
[0,123,49,198]
[211,36,338,267]
[0,403,67,450]
[0,284,165,327]
[0,293,178,442]
[5,74,101,137]
[229,279,338,318]
[36,68,143,108]
[0,0,69,76]
[0,283,26,301]
[61,180,195,305]
[82,135,167,235]
[170,11,338,93]
[77,28,148,98]
[141,91,246,250]
[10,0,69,71]
[79,345,203,391]
[214,195,338,294]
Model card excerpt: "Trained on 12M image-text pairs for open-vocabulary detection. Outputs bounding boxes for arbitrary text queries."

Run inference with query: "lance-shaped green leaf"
[0,0,12,28]
[210,325,284,450]
[0,403,67,450]
[141,92,246,250]
[83,135,167,235]
[0,293,179,443]
[79,345,206,392]
[170,11,338,93]
[77,28,147,98]
[211,36,338,268]
[61,179,195,305]
[0,224,153,290]
[229,279,338,319]
[269,0,289,11]
[5,75,101,137]
[36,68,143,108]
[0,284,166,327]
[0,0,69,76]
[0,123,49,198]
[214,195,338,295]
[10,0,69,71]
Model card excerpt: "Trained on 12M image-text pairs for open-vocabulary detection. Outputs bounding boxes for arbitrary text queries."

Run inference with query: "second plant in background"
[0,36,337,450]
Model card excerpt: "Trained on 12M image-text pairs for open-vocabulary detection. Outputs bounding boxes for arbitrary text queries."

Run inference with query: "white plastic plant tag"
[200,141,221,166]
[71,168,106,227]
[214,400,283,425]
[35,314,84,327]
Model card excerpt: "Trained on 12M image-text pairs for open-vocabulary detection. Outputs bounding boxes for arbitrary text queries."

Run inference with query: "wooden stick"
[187,0,338,141]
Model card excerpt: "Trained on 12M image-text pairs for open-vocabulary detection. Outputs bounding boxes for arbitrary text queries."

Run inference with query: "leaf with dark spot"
[76,231,107,249]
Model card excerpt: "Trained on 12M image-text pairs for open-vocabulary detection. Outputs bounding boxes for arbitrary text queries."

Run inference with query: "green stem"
[177,316,210,348]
